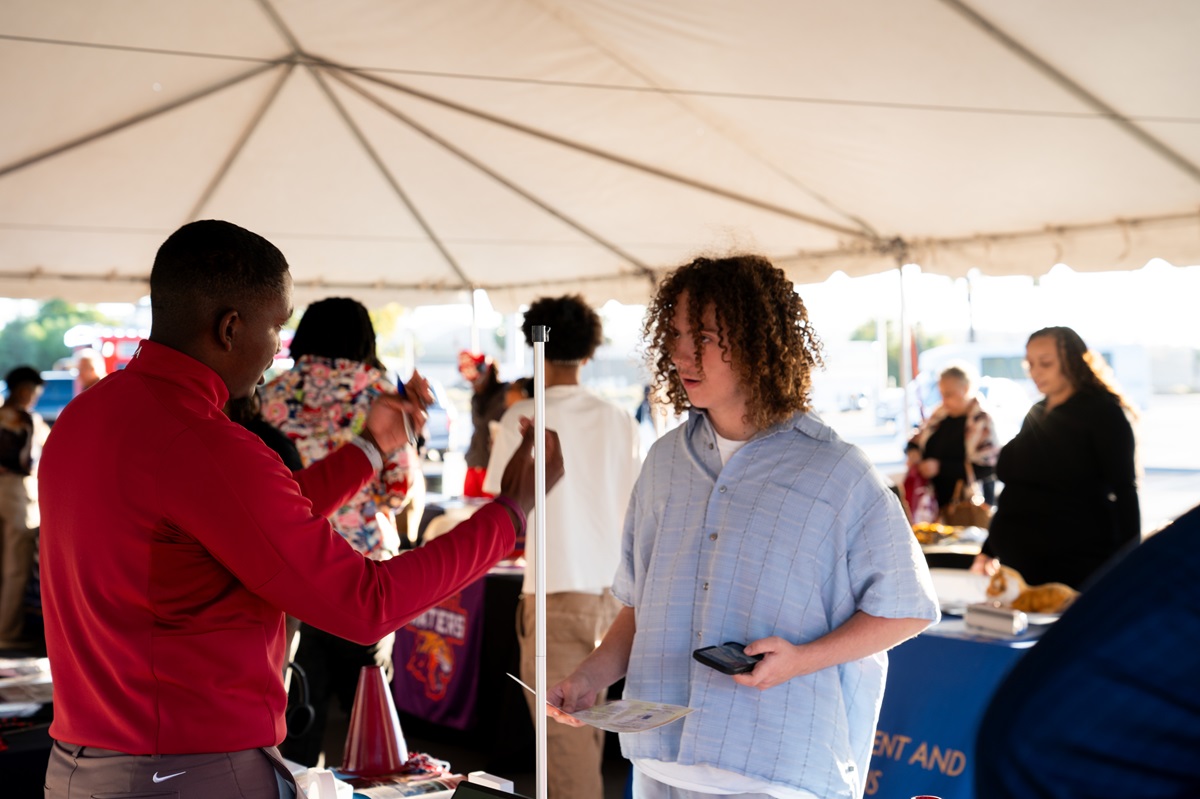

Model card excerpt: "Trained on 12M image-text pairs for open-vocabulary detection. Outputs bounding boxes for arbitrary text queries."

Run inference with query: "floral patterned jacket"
[260,356,412,558]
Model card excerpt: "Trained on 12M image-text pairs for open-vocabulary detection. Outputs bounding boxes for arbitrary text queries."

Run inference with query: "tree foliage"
[849,319,949,385]
[0,300,116,377]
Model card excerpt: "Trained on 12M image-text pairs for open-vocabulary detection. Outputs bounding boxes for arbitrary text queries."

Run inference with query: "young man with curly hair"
[485,294,642,799]
[549,255,939,799]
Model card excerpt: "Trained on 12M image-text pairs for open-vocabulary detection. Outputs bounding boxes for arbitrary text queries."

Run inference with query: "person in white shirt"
[484,294,642,799]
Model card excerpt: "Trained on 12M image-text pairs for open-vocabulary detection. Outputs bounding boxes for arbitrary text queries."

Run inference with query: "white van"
[917,342,1151,410]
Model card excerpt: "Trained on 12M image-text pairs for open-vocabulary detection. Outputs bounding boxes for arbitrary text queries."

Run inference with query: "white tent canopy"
[2,0,1198,311]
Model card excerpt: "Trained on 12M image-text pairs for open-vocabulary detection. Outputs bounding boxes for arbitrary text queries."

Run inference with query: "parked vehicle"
[419,379,458,461]
[917,341,1151,409]
[33,371,77,424]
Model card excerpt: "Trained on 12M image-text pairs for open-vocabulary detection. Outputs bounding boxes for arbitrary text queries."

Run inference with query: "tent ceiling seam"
[187,63,295,222]
[329,69,655,280]
[477,271,661,292]
[941,0,1200,185]
[306,64,473,288]
[255,0,475,288]
[254,0,305,56]
[0,220,701,249]
[781,210,1200,262]
[0,268,642,293]
[341,65,869,240]
[0,59,284,179]
[527,0,883,240]
[4,33,1196,125]
[0,33,284,66]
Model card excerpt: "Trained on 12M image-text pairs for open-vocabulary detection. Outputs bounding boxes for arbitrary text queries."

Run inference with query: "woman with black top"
[976,327,1140,589]
[910,364,999,509]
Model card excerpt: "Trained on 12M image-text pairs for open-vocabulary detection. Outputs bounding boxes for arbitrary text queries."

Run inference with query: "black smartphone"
[692,641,763,675]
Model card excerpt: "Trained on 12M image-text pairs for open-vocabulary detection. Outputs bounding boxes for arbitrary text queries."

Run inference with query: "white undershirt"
[714,430,749,465]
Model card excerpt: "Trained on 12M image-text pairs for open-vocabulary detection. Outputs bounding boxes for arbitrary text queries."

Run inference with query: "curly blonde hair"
[642,255,823,431]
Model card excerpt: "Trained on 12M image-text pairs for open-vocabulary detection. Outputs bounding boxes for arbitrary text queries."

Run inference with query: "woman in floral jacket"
[910,364,1000,509]
[260,296,424,766]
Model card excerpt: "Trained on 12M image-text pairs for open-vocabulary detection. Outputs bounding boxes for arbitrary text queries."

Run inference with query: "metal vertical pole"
[531,324,549,799]
[470,289,482,354]
[966,272,977,343]
[898,261,912,435]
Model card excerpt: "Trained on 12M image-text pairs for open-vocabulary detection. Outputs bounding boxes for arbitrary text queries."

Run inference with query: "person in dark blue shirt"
[976,502,1200,797]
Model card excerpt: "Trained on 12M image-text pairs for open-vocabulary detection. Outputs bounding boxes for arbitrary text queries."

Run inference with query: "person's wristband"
[492,495,527,539]
[350,434,384,472]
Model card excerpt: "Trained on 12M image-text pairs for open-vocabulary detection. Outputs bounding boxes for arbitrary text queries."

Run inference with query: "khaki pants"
[518,590,622,799]
[0,473,35,642]
[45,741,305,799]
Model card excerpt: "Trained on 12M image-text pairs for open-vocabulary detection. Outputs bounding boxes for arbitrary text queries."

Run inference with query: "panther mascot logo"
[406,630,456,700]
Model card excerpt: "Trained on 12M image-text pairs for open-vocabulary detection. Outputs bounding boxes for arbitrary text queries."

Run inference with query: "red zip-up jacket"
[39,340,514,754]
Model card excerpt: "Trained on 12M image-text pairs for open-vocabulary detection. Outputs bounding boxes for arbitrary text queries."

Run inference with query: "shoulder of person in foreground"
[974,503,1200,798]
[783,411,888,490]
[637,411,692,466]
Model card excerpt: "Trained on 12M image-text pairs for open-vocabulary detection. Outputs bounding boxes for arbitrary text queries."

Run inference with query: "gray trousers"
[45,741,305,799]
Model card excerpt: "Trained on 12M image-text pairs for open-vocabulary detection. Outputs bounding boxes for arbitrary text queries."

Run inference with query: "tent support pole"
[897,259,912,437]
[531,325,549,799]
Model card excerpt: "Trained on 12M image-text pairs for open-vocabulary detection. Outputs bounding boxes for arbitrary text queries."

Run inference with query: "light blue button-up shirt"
[613,410,940,798]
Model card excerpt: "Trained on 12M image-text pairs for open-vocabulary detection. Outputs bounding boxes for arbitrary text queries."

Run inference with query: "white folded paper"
[964,602,1029,636]
[507,673,693,733]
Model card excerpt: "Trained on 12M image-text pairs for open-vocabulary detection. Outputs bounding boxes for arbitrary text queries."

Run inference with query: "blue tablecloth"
[866,620,1042,799]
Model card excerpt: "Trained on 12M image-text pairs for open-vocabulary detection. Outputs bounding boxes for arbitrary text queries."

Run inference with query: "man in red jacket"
[39,220,561,799]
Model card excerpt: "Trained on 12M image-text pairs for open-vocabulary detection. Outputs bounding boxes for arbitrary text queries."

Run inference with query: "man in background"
[0,366,47,649]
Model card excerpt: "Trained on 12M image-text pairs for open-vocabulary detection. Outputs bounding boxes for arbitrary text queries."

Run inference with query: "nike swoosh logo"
[152,770,186,783]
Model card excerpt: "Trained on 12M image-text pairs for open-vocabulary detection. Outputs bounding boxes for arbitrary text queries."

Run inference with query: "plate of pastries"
[984,565,1079,621]
[911,522,960,545]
